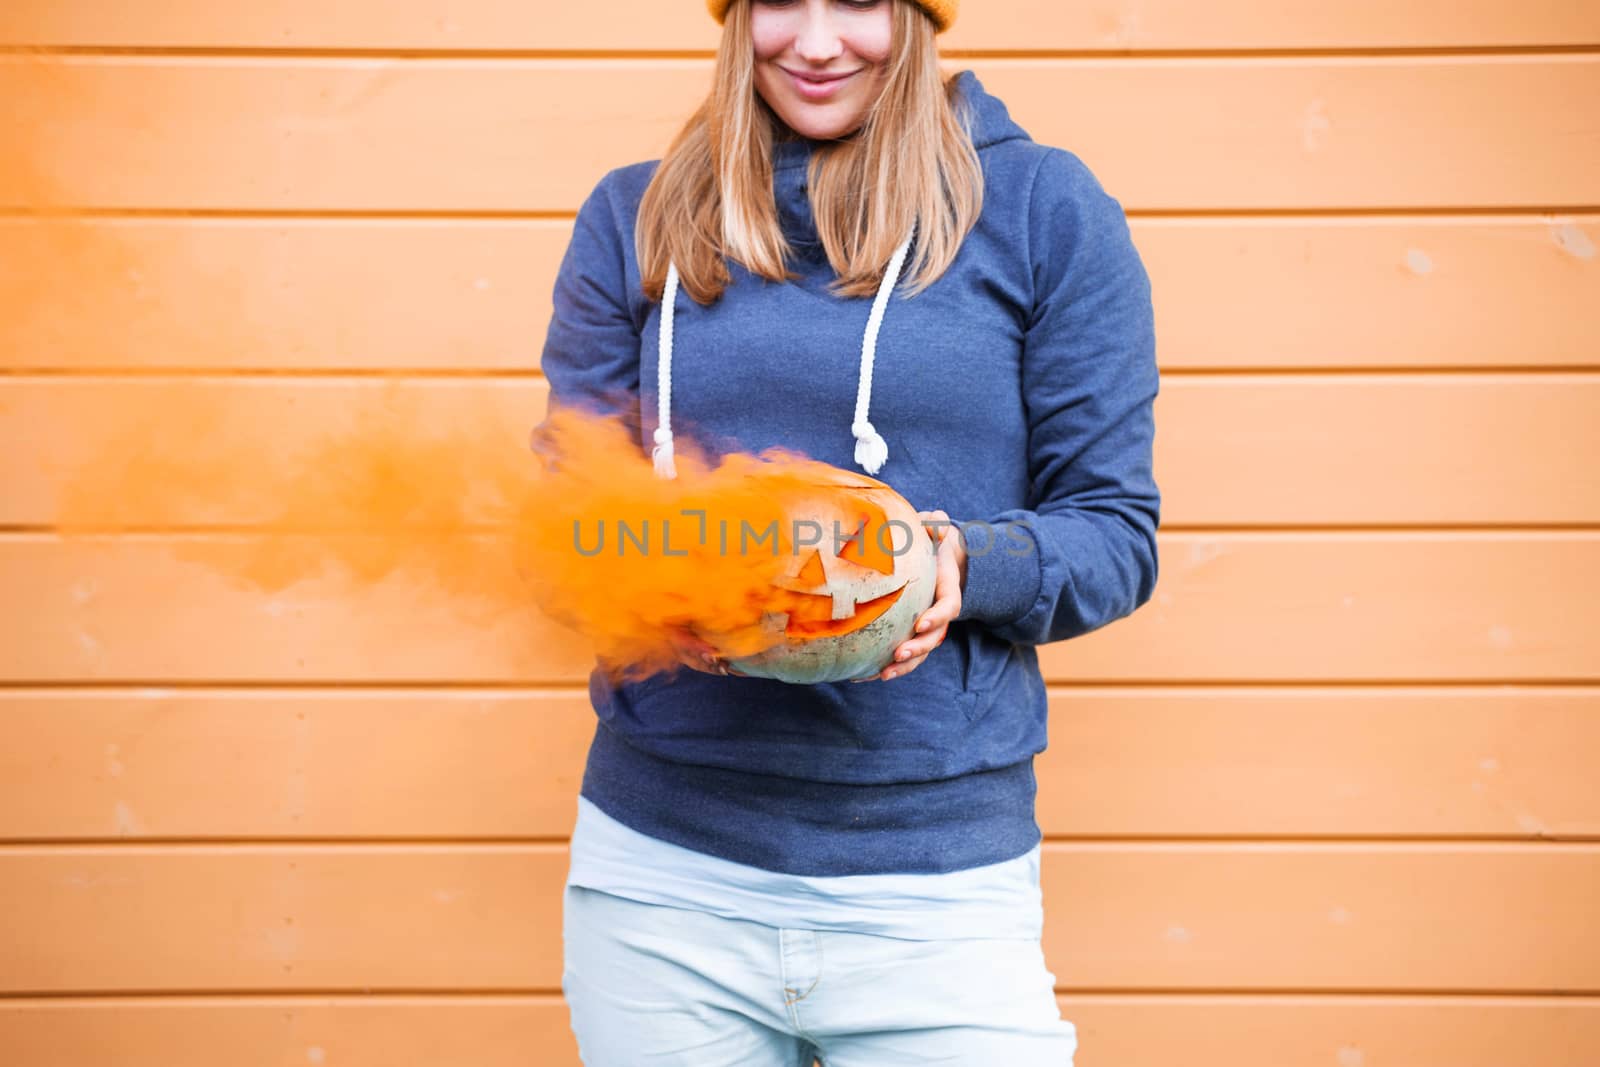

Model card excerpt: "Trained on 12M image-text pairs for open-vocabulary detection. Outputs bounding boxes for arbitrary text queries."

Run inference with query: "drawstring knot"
[651,424,676,480]
[852,419,888,475]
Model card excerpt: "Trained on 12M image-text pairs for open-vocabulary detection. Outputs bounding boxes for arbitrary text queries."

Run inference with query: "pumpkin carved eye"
[833,511,897,577]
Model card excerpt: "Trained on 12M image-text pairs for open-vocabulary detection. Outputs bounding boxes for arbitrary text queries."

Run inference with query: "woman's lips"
[785,68,858,101]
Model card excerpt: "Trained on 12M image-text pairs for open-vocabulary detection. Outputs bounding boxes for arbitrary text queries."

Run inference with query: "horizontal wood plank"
[4,57,1597,211]
[2,687,1594,840]
[1,843,1594,992]
[1,996,1597,1067]
[0,218,572,371]
[4,0,1598,51]
[3,215,1595,371]
[1,533,1594,682]
[5,376,1598,526]
[0,997,583,1067]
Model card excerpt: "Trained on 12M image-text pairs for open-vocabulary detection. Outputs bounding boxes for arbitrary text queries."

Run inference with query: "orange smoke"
[40,376,877,684]
[521,406,891,678]
[2,48,873,685]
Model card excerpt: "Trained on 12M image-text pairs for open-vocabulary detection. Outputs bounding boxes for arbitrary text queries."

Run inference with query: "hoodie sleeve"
[953,148,1161,646]
[536,170,642,429]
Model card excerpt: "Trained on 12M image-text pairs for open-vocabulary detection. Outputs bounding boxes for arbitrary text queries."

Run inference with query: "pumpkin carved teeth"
[783,586,903,638]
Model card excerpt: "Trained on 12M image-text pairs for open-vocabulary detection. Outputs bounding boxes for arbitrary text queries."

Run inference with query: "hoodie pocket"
[958,623,1011,723]
[942,622,982,722]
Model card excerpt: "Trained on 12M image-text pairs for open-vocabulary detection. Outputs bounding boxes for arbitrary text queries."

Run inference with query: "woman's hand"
[853,509,967,683]
[665,623,748,677]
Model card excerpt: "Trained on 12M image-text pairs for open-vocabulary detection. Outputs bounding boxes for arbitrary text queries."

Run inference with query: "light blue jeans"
[562,883,1079,1066]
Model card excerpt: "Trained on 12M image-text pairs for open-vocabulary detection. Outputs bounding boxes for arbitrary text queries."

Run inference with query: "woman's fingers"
[915,509,964,621]
[906,520,965,643]
[933,531,965,616]
[851,647,930,683]
[892,609,949,669]
[855,511,962,683]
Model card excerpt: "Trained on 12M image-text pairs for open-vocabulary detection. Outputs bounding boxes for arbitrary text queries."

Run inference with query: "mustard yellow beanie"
[706,0,957,34]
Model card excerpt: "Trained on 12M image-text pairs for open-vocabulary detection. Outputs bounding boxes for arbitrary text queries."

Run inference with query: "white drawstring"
[852,226,915,475]
[654,226,914,480]
[652,259,680,479]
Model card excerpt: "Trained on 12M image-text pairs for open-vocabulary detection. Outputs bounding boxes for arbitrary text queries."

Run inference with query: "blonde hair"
[636,0,983,305]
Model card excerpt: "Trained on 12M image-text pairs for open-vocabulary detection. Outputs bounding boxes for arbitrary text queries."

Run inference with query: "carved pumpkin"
[725,467,937,684]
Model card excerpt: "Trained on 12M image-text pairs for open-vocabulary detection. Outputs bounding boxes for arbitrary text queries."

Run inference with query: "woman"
[538,0,1160,1063]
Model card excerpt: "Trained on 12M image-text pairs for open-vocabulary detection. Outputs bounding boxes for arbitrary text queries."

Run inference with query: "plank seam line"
[6,524,1600,535]
[6,367,1600,379]
[3,45,1599,59]
[0,986,1595,999]
[1,683,1595,694]
[0,680,1596,691]
[1,836,1596,847]
[2,207,1597,220]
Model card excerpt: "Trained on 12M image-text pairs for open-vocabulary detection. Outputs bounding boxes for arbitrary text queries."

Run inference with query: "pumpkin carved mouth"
[772,505,909,638]
[782,586,904,639]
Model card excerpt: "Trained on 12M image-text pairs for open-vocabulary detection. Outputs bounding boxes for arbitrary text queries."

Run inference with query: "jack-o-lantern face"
[726,469,937,684]
[775,502,907,639]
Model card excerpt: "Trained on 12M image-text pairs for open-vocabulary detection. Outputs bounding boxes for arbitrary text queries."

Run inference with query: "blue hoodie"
[538,69,1159,876]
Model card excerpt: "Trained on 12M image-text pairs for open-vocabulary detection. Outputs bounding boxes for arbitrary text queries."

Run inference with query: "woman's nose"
[793,3,846,62]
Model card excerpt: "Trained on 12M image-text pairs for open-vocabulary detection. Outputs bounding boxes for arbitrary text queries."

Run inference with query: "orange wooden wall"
[2,2,1598,1064]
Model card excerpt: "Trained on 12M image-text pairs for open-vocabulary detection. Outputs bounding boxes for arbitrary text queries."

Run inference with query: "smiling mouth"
[783,68,859,84]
